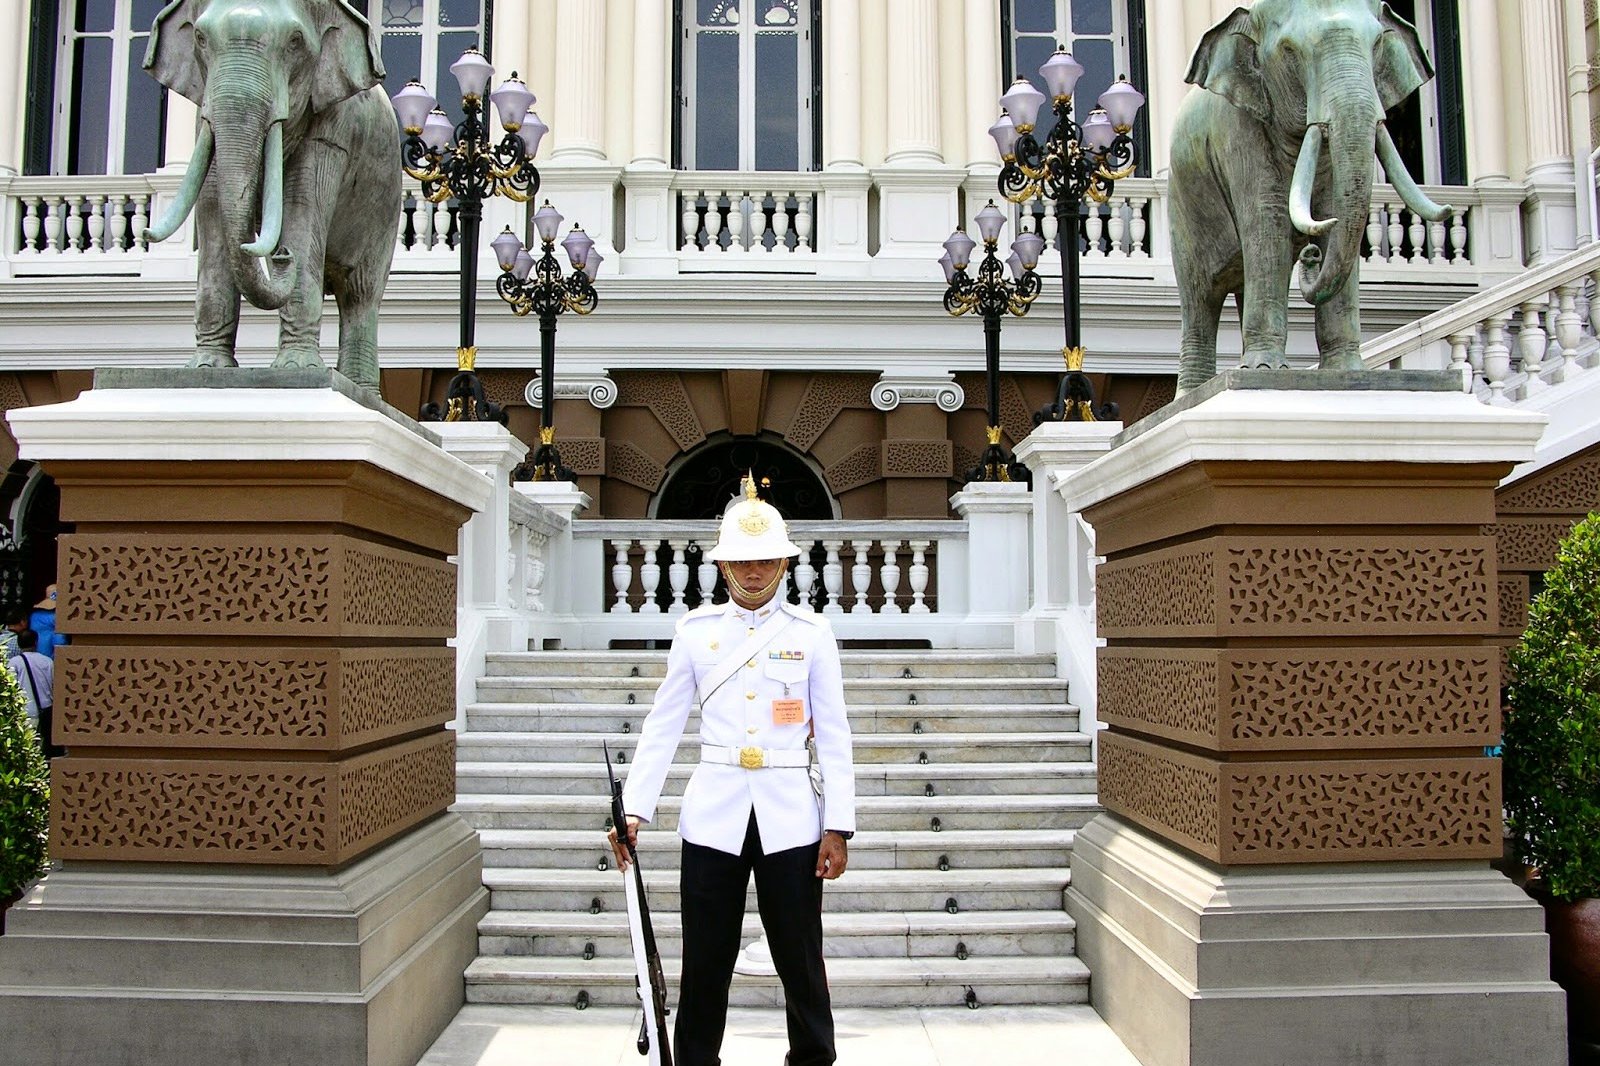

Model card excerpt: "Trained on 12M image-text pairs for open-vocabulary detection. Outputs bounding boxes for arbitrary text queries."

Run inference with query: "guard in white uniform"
[610,478,855,1066]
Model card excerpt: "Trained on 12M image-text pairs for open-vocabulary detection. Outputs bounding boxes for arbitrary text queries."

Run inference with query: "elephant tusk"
[1377,122,1453,223]
[145,120,213,243]
[241,120,285,257]
[1290,125,1338,238]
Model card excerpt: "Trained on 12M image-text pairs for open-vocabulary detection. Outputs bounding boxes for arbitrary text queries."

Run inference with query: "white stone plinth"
[516,480,592,648]
[950,481,1031,647]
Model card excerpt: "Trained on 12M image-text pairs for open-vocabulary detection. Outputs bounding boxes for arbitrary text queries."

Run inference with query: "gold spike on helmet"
[704,473,802,562]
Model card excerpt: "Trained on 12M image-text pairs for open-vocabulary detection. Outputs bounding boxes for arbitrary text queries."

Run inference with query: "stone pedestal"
[0,370,492,1066]
[514,480,591,650]
[950,480,1031,648]
[1059,372,1567,1066]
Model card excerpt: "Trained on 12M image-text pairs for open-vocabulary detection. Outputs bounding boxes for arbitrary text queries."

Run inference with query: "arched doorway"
[0,462,67,623]
[650,433,835,520]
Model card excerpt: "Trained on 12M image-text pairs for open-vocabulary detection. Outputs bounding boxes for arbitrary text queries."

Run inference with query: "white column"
[1460,0,1510,182]
[492,0,531,87]
[553,0,608,160]
[949,481,1033,649]
[630,0,669,166]
[1520,0,1572,177]
[0,0,28,175]
[1145,0,1193,178]
[962,0,1000,171]
[162,94,199,169]
[824,0,863,168]
[516,481,593,623]
[883,0,942,165]
[433,422,528,614]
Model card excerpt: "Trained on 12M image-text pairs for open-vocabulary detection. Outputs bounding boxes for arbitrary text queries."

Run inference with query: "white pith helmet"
[704,474,802,562]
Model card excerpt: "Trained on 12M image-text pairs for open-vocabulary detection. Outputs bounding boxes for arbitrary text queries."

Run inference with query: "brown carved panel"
[607,440,667,491]
[59,535,455,638]
[1100,734,1500,864]
[1495,456,1600,513]
[1098,537,1494,637]
[882,439,952,478]
[476,369,532,409]
[54,647,453,750]
[785,375,874,452]
[560,437,605,476]
[824,442,882,495]
[49,733,454,864]
[615,371,705,451]
[1499,575,1530,634]
[1487,519,1579,571]
[1098,652,1219,742]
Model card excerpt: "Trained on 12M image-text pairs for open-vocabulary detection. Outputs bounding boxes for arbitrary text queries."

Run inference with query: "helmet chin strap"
[720,560,789,608]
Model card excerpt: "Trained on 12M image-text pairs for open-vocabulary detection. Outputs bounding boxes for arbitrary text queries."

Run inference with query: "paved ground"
[418,1004,1145,1065]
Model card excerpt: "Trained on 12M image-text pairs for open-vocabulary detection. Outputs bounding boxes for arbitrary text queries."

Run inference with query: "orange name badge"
[771,699,806,726]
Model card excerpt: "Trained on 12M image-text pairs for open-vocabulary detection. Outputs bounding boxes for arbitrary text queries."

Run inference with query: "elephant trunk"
[1297,72,1380,307]
[206,57,296,309]
[144,120,213,243]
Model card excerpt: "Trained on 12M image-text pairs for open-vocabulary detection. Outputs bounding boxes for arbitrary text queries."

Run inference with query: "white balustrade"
[672,173,821,257]
[5,178,156,263]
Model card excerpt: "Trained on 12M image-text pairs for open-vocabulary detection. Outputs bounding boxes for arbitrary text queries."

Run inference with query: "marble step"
[454,794,1102,834]
[489,651,1059,680]
[475,827,1076,872]
[454,730,1090,765]
[478,867,1071,915]
[465,954,1090,1008]
[462,702,1080,734]
[456,761,1097,798]
[475,676,1071,706]
[477,908,1077,960]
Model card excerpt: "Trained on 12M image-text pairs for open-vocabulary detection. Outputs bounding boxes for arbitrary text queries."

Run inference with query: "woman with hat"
[610,476,856,1066]
[29,583,65,659]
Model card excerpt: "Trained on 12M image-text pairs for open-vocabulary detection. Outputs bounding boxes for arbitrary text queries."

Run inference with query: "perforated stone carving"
[1132,379,1178,422]
[1223,542,1492,629]
[558,437,605,476]
[1099,735,1220,849]
[339,651,455,738]
[825,442,882,495]
[1499,576,1529,633]
[785,375,875,452]
[337,736,455,851]
[0,374,26,411]
[1000,377,1032,444]
[882,439,953,478]
[1226,764,1498,858]
[1098,653,1218,740]
[615,371,705,450]
[608,440,667,491]
[475,369,531,409]
[1097,547,1215,631]
[1495,457,1600,513]
[1487,520,1579,570]
[345,547,455,631]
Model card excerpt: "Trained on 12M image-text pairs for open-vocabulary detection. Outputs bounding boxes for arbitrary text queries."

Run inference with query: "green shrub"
[1505,510,1600,902]
[0,658,48,902]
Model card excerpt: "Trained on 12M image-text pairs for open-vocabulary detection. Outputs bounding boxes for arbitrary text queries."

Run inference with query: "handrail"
[1362,242,1600,368]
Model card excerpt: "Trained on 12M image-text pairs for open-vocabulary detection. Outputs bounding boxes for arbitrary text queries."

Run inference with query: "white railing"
[1,174,176,274]
[508,489,565,615]
[673,172,821,262]
[562,518,1006,647]
[1362,241,1600,404]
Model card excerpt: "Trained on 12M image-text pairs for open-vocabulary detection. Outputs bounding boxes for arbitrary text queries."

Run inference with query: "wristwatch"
[826,829,854,841]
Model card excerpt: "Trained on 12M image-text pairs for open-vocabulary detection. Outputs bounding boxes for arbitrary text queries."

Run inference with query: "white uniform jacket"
[622,599,856,856]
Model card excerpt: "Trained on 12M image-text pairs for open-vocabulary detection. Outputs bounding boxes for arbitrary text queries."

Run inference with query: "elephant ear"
[1185,7,1269,124]
[311,0,388,113]
[1374,2,1435,112]
[143,0,204,104]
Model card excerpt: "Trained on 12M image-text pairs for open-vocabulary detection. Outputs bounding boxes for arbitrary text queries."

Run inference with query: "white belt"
[700,744,809,769]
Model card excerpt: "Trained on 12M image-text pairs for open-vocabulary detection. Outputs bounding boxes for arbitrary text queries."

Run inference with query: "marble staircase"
[456,649,1096,1009]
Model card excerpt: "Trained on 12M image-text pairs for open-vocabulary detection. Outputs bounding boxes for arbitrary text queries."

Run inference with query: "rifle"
[605,741,673,1066]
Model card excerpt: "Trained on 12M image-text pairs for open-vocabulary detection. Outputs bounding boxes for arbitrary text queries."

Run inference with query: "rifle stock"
[606,743,673,1066]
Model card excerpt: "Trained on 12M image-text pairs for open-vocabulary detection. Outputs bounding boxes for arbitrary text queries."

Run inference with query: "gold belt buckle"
[738,746,766,769]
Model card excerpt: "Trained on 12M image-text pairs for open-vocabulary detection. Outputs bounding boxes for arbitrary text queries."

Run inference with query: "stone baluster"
[1446,330,1475,392]
[1107,199,1127,257]
[848,539,872,614]
[395,195,410,258]
[821,540,844,615]
[527,538,548,613]
[1427,216,1446,265]
[64,197,84,253]
[41,198,63,254]
[1384,199,1403,262]
[795,193,813,251]
[86,195,106,254]
[108,194,129,254]
[1406,206,1425,262]
[1553,282,1584,382]
[1481,313,1513,404]
[793,540,817,610]
[907,540,931,614]
[1084,206,1104,258]
[1039,204,1058,250]
[638,541,663,614]
[1364,205,1383,262]
[741,191,758,251]
[667,539,689,613]
[1517,298,1548,395]
[695,542,718,607]
[612,542,633,611]
[1467,322,1486,388]
[879,540,903,614]
[1129,196,1149,258]
[1449,210,1468,263]
[18,198,40,253]
[132,194,150,252]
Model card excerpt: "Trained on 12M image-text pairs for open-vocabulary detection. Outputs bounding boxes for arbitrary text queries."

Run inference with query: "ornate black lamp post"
[989,50,1144,422]
[939,199,1044,483]
[491,201,603,482]
[392,48,549,422]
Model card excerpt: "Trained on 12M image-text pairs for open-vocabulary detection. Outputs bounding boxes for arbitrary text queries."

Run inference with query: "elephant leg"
[191,190,241,368]
[1238,231,1293,370]
[272,151,333,370]
[1315,272,1365,371]
[1178,286,1227,394]
[336,296,382,390]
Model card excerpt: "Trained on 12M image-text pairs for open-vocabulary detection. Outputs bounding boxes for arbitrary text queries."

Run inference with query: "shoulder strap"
[696,611,796,707]
[16,655,42,711]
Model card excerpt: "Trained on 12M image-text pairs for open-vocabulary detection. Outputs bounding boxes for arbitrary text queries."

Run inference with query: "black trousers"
[675,814,834,1066]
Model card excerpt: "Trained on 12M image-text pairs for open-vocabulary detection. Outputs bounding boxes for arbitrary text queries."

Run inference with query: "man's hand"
[608,815,642,870]
[816,831,849,879]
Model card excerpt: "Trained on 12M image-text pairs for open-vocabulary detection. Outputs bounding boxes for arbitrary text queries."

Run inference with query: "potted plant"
[1504,510,1600,1065]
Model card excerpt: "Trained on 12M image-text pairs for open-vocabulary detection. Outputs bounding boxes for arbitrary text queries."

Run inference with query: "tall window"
[1002,0,1147,174]
[1384,0,1467,185]
[51,0,168,174]
[376,0,489,125]
[678,0,817,172]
